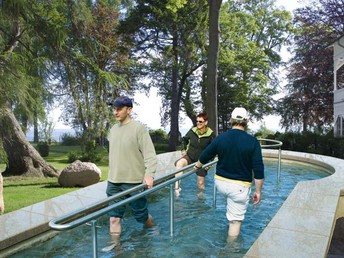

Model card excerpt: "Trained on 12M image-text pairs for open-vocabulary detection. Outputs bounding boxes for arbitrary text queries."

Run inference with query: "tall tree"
[47,0,131,143]
[0,0,59,177]
[121,0,208,150]
[215,0,293,131]
[206,0,222,135]
[277,0,344,132]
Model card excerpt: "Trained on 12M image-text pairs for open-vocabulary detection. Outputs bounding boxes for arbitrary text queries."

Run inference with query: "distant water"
[26,128,75,143]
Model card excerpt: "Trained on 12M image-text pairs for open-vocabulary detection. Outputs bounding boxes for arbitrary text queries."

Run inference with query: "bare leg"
[144,214,155,228]
[197,176,205,190]
[227,220,242,242]
[175,158,188,195]
[174,172,183,189]
[101,217,121,252]
[0,173,4,214]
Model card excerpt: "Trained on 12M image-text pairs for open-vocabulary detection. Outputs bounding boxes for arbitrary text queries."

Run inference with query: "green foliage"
[276,0,341,132]
[254,124,276,139]
[166,0,188,12]
[154,143,170,154]
[2,143,109,213]
[121,0,209,147]
[216,0,293,131]
[267,131,344,159]
[1,141,164,213]
[67,151,79,163]
[38,118,55,144]
[0,140,7,166]
[149,129,169,154]
[61,133,82,146]
[79,140,101,162]
[149,129,169,144]
[37,142,50,157]
[3,177,79,213]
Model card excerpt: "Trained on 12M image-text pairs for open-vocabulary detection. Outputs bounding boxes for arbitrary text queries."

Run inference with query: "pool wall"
[0,151,181,256]
[245,149,344,258]
[0,150,343,257]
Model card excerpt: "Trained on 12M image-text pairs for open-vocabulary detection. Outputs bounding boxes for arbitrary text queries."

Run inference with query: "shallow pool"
[12,160,330,258]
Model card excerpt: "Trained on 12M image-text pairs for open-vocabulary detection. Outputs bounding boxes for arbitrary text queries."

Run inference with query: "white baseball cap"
[231,107,248,120]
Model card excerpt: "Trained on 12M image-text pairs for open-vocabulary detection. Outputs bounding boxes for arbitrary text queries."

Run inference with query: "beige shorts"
[215,179,251,221]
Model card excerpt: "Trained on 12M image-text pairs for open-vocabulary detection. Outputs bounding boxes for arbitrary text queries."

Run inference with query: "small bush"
[37,142,49,157]
[76,140,103,163]
[149,129,169,144]
[273,131,344,159]
[0,140,7,165]
[61,133,81,146]
[154,143,169,154]
[67,151,79,163]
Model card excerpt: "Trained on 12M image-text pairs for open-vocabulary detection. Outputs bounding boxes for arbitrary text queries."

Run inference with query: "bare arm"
[252,178,264,204]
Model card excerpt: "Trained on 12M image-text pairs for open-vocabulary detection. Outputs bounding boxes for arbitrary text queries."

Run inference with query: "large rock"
[58,160,101,187]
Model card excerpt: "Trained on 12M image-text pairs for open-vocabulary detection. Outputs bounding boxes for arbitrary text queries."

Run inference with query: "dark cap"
[108,96,133,108]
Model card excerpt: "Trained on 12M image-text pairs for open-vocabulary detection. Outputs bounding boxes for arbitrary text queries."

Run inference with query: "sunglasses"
[196,120,205,123]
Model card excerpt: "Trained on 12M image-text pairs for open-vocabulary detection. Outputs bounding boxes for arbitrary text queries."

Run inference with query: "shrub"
[67,151,79,163]
[37,142,49,157]
[149,129,169,144]
[61,133,81,146]
[274,131,344,159]
[0,140,7,166]
[154,143,169,154]
[80,140,102,162]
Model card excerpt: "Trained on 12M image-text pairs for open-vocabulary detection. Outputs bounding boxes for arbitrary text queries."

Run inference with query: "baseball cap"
[108,96,133,108]
[231,107,248,120]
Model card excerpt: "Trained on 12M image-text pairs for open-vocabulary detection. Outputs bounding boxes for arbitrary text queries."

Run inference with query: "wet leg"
[102,217,121,252]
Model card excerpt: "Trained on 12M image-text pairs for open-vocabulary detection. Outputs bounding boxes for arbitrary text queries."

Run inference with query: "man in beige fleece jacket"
[102,96,157,252]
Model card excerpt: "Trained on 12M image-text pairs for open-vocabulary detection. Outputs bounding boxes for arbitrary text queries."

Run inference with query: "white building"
[329,35,344,137]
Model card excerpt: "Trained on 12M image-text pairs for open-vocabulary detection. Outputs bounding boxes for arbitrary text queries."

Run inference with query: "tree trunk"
[33,108,39,143]
[0,172,4,214]
[168,34,180,151]
[0,105,59,177]
[206,0,222,136]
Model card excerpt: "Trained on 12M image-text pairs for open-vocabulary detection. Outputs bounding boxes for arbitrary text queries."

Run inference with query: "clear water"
[11,160,330,258]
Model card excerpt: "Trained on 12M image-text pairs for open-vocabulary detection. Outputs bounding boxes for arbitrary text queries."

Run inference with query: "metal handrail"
[49,139,282,257]
[49,160,217,258]
[259,138,283,148]
[49,160,217,231]
[258,138,283,182]
[49,139,282,231]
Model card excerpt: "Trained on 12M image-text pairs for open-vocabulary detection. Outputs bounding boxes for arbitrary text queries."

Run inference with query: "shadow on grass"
[42,184,80,189]
[4,182,59,187]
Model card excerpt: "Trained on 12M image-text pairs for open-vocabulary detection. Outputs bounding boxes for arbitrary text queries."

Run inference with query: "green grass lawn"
[1,142,169,214]
[1,143,110,214]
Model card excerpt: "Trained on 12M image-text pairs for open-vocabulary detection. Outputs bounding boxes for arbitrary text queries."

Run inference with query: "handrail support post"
[169,184,175,237]
[278,147,282,182]
[213,180,217,208]
[87,219,99,258]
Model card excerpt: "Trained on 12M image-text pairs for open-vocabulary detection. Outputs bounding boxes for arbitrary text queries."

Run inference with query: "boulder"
[58,160,101,187]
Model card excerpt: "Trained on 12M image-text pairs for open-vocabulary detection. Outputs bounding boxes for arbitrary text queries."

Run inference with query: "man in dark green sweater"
[195,107,264,241]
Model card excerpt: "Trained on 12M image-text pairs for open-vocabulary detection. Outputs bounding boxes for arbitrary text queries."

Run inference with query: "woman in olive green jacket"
[174,113,215,196]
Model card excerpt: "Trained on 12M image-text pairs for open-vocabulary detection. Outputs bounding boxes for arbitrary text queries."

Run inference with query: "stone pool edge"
[245,149,344,258]
[1,150,343,257]
[0,151,181,256]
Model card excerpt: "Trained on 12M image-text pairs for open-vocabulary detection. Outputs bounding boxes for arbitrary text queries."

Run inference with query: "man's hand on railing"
[194,161,203,170]
[144,176,154,188]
